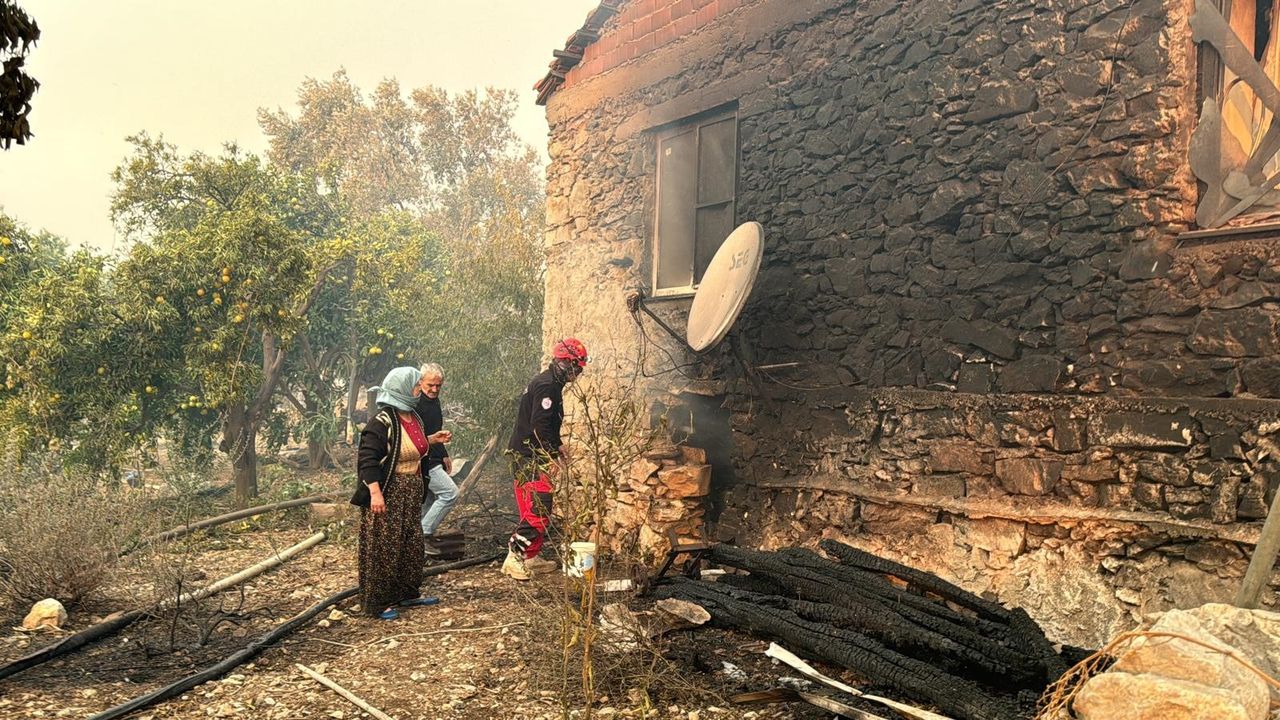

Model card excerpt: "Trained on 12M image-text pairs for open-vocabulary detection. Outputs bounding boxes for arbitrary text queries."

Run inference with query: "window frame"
[651,106,740,298]
[1192,0,1280,233]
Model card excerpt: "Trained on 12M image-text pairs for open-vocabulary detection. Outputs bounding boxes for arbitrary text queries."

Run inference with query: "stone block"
[1241,360,1280,398]
[679,445,708,465]
[959,518,1026,555]
[630,458,661,485]
[998,355,1063,393]
[1091,412,1195,449]
[1061,460,1118,483]
[656,465,711,498]
[994,457,1061,496]
[940,317,1019,359]
[1210,431,1244,460]
[1051,411,1087,452]
[964,81,1038,122]
[1137,455,1191,487]
[1136,479,1167,507]
[1166,487,1208,505]
[928,443,992,475]
[957,362,995,393]
[1188,309,1280,358]
[1184,541,1242,569]
[920,179,981,225]
[912,474,966,498]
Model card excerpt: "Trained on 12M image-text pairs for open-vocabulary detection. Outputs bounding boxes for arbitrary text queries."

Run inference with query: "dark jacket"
[507,366,567,460]
[414,395,450,470]
[350,406,429,507]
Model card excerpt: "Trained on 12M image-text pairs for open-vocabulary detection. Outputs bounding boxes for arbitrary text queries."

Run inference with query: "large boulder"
[1184,603,1280,704]
[21,598,67,631]
[1074,605,1277,720]
[1074,672,1253,720]
[1109,609,1269,720]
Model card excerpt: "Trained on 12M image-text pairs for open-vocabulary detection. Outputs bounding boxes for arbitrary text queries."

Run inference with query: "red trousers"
[510,471,554,559]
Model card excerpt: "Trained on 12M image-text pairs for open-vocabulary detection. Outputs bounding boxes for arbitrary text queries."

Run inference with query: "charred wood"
[707,545,1035,682]
[777,547,1009,638]
[818,539,1010,622]
[655,577,1028,720]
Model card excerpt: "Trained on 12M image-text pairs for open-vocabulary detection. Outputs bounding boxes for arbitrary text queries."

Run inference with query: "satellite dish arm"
[625,289,693,352]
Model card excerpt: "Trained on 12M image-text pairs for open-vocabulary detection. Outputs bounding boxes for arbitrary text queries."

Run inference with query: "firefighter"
[501,338,588,580]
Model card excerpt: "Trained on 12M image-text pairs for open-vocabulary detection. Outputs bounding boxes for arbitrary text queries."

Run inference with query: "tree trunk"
[224,404,258,507]
[306,439,327,470]
[344,330,361,444]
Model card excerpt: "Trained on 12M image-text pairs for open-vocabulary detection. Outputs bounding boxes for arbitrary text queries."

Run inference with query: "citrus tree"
[110,135,349,503]
[261,73,545,446]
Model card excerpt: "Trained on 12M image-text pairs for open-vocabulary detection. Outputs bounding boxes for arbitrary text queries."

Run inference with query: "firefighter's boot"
[525,554,559,575]
[501,550,531,581]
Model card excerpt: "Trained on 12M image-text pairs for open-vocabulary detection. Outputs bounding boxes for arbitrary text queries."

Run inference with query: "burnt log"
[776,547,1009,638]
[818,539,1011,622]
[707,546,1038,683]
[655,577,1028,720]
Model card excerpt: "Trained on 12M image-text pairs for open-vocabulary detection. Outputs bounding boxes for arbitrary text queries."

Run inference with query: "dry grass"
[0,447,156,616]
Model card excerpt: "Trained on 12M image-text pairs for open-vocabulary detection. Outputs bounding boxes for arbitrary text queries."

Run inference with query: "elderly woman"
[351,366,450,620]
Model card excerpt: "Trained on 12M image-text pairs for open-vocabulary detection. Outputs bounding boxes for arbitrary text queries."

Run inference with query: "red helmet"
[553,338,589,368]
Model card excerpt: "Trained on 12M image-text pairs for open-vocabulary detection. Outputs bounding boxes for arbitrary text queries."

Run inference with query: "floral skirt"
[358,472,425,615]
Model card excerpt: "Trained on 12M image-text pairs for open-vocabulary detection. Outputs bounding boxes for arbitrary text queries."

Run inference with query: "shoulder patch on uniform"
[541,397,553,410]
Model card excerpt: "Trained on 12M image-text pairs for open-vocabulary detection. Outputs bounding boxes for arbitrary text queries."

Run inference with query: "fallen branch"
[0,531,327,682]
[453,434,500,505]
[297,662,396,720]
[83,551,504,720]
[123,493,338,556]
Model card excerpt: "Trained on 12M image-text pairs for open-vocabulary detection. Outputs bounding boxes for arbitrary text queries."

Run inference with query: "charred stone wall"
[542,0,1280,646]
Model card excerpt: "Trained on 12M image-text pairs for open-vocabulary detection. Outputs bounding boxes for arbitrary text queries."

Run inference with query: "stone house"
[534,0,1280,646]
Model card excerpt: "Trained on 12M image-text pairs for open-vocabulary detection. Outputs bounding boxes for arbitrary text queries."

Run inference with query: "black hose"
[86,552,503,720]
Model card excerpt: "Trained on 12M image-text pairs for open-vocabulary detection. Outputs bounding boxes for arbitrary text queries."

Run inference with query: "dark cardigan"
[350,405,429,508]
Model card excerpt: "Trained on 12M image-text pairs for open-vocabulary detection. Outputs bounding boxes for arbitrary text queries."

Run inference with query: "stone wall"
[541,0,1280,646]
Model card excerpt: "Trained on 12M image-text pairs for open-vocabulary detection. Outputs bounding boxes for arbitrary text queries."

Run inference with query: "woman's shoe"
[399,597,440,608]
[378,607,400,620]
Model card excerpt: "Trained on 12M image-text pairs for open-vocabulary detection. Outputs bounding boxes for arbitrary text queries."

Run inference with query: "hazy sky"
[0,1,599,251]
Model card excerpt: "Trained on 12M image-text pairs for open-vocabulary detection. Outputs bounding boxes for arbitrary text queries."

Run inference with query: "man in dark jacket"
[415,363,457,554]
[501,338,588,580]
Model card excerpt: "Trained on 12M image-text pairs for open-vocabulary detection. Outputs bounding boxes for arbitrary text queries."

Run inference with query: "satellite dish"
[686,221,764,352]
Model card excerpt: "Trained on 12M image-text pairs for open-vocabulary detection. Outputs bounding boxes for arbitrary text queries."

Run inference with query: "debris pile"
[654,540,1087,720]
[603,445,711,562]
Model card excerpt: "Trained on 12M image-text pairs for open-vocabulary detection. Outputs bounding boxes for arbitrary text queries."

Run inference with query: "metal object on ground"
[653,528,712,583]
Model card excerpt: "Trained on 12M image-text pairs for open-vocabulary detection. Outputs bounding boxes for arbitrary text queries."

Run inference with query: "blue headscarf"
[371,366,421,412]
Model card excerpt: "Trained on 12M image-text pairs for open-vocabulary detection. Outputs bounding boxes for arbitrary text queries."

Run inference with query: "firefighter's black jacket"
[507,366,566,460]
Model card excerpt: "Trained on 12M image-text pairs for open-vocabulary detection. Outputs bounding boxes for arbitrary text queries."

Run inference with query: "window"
[653,109,738,294]
[1192,0,1280,228]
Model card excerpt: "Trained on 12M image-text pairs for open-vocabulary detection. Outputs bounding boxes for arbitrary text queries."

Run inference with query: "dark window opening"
[654,109,738,294]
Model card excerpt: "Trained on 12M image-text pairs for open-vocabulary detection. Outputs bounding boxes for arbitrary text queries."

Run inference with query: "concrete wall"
[542,0,1280,647]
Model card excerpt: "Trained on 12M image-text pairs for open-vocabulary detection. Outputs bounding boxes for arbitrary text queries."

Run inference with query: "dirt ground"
[0,488,849,720]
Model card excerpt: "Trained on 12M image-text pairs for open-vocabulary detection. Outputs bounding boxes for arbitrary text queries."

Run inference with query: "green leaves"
[0,1,40,148]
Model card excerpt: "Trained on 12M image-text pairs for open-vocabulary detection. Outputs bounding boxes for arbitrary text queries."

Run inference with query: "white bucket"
[566,541,597,578]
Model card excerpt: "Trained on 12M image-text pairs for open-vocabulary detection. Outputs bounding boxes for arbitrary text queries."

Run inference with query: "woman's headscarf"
[370,366,421,412]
